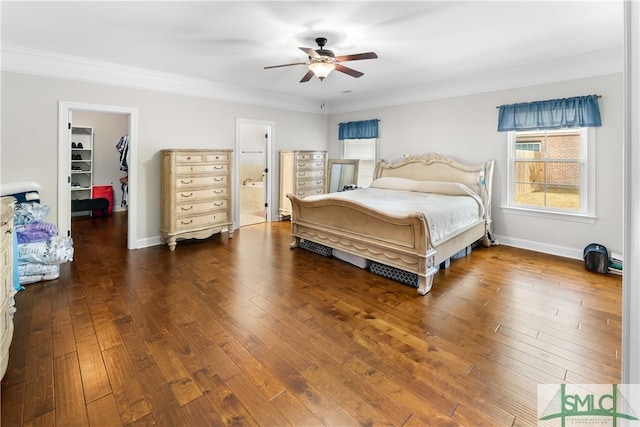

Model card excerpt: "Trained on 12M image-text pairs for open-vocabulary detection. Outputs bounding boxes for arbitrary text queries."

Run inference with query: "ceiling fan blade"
[299,70,314,83]
[335,64,364,78]
[299,47,321,58]
[335,52,378,62]
[264,62,308,69]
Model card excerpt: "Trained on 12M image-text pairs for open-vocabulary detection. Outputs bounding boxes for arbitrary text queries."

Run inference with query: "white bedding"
[18,236,74,265]
[304,179,484,245]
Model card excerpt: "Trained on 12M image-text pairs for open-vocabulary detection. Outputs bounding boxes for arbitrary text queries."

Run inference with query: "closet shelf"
[70,126,93,210]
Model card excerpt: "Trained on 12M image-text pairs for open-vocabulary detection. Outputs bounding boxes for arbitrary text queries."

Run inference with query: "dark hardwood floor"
[1,212,622,426]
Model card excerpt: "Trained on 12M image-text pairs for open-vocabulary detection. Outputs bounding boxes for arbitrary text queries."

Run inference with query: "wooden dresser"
[279,150,328,219]
[161,149,234,250]
[1,197,16,380]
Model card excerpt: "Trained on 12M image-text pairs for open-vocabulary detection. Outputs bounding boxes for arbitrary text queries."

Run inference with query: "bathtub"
[241,180,265,213]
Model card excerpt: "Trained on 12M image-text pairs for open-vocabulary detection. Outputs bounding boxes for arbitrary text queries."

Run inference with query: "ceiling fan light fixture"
[265,37,377,83]
[308,62,335,80]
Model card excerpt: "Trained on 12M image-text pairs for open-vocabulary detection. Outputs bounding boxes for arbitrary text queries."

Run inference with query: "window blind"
[344,139,376,187]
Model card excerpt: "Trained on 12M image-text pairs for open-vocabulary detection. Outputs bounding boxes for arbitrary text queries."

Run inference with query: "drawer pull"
[214,190,223,194]
[181,193,193,198]
[214,177,223,182]
[186,156,191,160]
[180,220,193,225]
[316,162,323,166]
[180,206,193,211]
[180,179,193,184]
[299,172,306,176]
[4,228,12,235]
[214,166,223,170]
[214,202,223,207]
[299,182,305,186]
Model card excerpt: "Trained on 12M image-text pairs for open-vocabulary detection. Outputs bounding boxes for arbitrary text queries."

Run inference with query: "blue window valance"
[497,95,601,132]
[339,119,379,140]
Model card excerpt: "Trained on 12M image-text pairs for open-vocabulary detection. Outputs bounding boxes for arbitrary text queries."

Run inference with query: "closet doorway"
[57,102,138,249]
[235,119,273,227]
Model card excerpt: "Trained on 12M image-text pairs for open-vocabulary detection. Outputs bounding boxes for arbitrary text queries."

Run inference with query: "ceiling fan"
[264,37,378,82]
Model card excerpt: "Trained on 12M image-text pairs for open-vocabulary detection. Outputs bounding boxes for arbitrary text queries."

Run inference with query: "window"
[515,142,541,152]
[506,128,595,220]
[342,138,377,187]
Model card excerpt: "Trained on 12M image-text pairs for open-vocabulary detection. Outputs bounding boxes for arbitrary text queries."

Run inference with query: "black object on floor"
[71,198,109,217]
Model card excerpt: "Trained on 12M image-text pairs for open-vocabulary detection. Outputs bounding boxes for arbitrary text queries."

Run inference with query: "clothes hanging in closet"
[119,176,128,208]
[116,135,129,172]
[116,136,129,208]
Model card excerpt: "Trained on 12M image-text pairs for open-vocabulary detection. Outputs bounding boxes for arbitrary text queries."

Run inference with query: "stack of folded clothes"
[14,202,74,285]
[1,182,74,286]
[0,181,41,204]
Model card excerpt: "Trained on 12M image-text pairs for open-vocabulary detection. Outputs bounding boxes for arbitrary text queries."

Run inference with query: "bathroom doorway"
[235,119,273,227]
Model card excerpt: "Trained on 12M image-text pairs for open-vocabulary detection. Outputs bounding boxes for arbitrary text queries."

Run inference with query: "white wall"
[328,73,623,258]
[0,70,623,257]
[0,71,329,247]
[623,0,640,387]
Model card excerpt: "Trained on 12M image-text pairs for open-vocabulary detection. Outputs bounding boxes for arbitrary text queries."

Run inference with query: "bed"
[287,153,495,295]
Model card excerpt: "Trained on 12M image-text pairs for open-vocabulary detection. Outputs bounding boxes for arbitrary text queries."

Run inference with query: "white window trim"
[501,127,596,224]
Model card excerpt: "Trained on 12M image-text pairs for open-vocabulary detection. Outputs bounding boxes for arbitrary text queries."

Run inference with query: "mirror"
[327,159,359,192]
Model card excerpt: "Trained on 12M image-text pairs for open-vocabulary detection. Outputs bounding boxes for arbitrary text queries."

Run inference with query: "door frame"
[57,101,139,249]
[234,118,274,226]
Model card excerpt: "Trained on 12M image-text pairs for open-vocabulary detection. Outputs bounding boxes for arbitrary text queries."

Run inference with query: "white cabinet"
[279,150,327,219]
[1,197,16,381]
[70,126,94,210]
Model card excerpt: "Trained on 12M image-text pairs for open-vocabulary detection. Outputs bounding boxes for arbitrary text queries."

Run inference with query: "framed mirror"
[327,159,359,192]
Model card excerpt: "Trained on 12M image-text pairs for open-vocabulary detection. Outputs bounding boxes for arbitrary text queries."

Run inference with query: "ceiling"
[0,1,624,111]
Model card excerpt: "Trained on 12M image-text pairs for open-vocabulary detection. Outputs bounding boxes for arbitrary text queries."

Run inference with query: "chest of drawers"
[1,197,16,380]
[161,149,234,250]
[279,150,327,219]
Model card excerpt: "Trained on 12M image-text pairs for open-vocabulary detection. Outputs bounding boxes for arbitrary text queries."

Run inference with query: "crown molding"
[0,45,323,114]
[1,45,623,115]
[326,47,624,114]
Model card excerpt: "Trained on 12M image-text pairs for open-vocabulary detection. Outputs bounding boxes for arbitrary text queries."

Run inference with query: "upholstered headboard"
[374,153,495,230]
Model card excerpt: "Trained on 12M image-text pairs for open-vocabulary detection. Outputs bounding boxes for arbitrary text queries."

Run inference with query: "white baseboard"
[136,236,163,249]
[492,234,583,260]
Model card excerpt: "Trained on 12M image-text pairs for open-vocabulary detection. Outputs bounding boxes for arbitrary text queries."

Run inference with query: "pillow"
[370,177,478,197]
[369,177,416,191]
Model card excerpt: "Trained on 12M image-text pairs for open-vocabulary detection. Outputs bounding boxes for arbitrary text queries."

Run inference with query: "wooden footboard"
[287,153,495,295]
[288,194,441,294]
